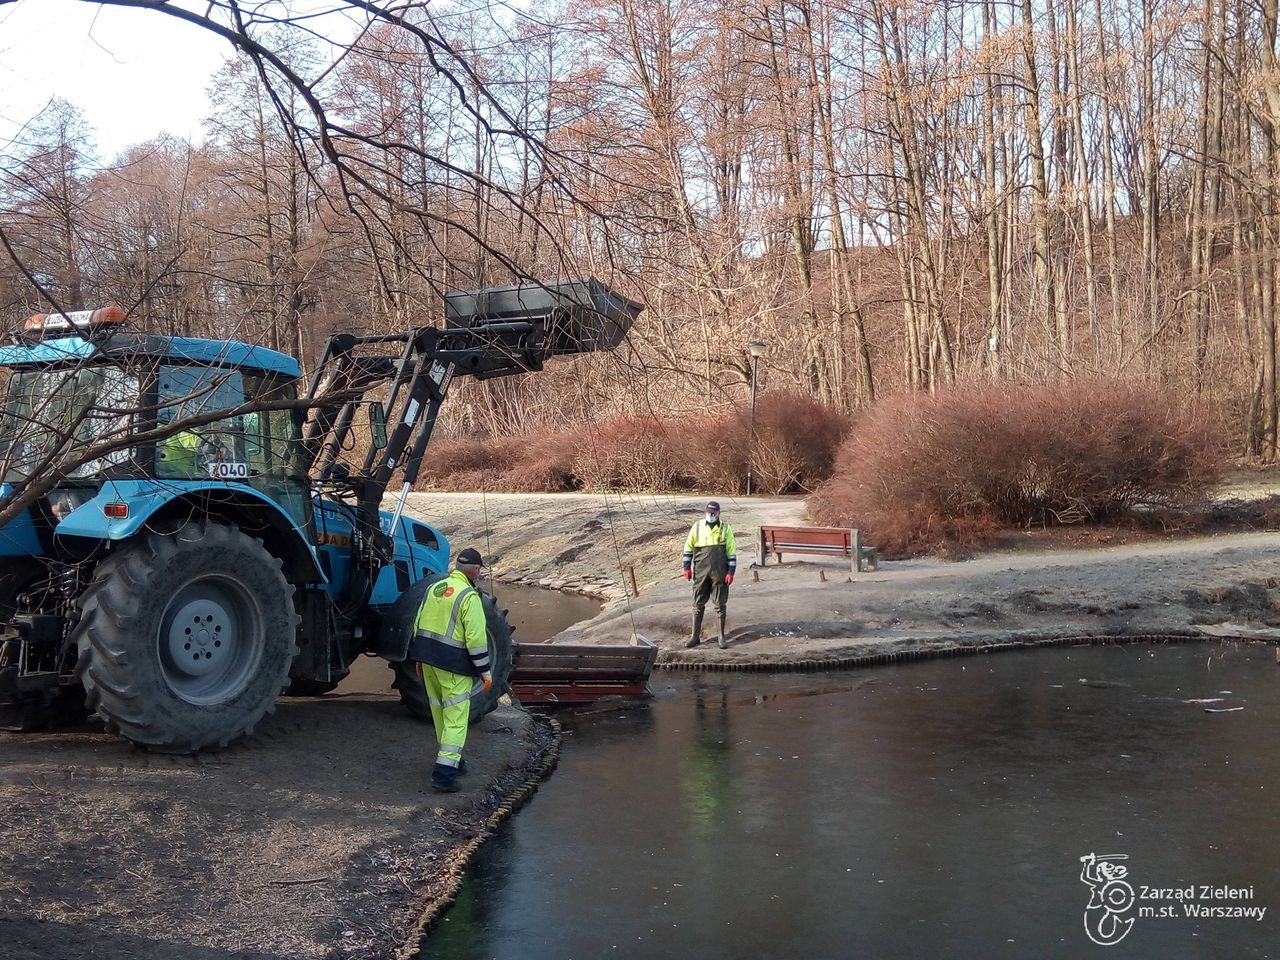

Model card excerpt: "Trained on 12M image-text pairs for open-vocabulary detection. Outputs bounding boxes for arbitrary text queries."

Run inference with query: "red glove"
[481,673,493,693]
[725,573,734,585]
[415,662,423,679]
[683,569,692,580]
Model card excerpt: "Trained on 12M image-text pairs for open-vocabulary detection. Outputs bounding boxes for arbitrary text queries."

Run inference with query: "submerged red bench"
[757,525,879,574]
[509,638,658,704]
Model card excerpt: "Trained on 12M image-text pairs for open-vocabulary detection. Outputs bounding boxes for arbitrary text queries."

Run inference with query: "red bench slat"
[758,525,878,573]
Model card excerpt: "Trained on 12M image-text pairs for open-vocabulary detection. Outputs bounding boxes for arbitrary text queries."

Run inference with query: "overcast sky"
[0,0,229,159]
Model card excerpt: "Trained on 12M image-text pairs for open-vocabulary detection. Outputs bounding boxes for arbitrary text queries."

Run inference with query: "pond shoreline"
[405,492,1280,670]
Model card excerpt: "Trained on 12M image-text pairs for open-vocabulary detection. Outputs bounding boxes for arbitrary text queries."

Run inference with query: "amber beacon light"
[21,306,127,339]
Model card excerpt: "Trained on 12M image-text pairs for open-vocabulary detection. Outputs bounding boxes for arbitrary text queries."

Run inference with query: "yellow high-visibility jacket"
[682,519,737,578]
[411,570,489,676]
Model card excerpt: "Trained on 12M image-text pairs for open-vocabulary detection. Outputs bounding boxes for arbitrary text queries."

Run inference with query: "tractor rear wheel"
[72,523,299,752]
[390,583,514,726]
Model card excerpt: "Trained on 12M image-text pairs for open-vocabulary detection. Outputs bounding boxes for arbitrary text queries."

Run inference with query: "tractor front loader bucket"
[444,278,641,359]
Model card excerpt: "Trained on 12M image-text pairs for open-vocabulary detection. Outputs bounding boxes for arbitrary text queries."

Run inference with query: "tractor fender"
[54,479,324,582]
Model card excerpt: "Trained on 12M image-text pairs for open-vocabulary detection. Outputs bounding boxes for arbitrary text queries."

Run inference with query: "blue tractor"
[0,282,639,751]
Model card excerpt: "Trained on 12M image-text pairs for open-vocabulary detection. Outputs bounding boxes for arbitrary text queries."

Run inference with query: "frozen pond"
[423,642,1279,959]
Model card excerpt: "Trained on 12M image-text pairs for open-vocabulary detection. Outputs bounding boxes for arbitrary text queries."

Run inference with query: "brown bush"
[740,390,849,494]
[807,380,1225,556]
[674,391,849,495]
[425,435,524,485]
[669,415,740,492]
[573,417,685,490]
[420,392,848,494]
[495,427,580,492]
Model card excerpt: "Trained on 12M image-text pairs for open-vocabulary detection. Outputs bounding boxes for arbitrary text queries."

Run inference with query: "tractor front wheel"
[72,523,299,752]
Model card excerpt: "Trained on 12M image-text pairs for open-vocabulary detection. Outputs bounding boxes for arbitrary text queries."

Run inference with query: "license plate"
[207,462,249,480]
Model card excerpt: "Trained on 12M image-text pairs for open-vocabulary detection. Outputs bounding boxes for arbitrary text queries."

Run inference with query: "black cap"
[706,501,721,512]
[457,547,485,567]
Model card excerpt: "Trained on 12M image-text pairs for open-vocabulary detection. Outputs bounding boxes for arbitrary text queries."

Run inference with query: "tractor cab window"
[0,364,140,482]
[153,363,311,531]
[155,366,246,480]
[241,371,305,479]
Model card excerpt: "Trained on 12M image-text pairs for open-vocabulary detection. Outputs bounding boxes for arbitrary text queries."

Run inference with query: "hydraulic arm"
[302,279,640,604]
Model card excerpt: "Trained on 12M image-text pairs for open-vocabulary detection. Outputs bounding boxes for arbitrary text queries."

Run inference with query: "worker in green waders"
[410,547,492,793]
[682,501,737,649]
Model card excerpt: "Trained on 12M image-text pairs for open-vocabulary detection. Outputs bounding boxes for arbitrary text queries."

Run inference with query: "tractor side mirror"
[368,403,388,450]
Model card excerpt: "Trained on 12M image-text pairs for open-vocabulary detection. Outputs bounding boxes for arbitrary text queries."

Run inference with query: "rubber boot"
[717,613,727,649]
[685,610,704,648]
[431,763,460,793]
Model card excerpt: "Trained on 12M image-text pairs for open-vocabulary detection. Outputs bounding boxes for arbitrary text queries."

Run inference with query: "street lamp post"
[746,339,767,496]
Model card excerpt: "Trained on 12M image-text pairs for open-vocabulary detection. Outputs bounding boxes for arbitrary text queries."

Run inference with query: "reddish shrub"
[739,391,849,494]
[421,393,848,494]
[426,436,524,485]
[496,428,580,491]
[670,415,741,492]
[675,391,850,495]
[808,380,1225,556]
[573,417,685,490]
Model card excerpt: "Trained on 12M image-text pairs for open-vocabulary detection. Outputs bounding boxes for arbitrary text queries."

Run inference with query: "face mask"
[705,514,719,524]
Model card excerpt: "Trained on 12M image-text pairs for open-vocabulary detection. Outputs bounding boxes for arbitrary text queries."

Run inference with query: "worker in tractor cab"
[157,427,203,478]
[410,547,492,793]
[682,500,737,649]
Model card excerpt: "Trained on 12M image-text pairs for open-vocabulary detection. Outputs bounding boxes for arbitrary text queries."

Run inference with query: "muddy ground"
[0,698,549,960]
[406,491,806,602]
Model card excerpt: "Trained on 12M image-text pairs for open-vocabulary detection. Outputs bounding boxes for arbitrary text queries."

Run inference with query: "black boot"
[431,763,460,793]
[717,613,727,649]
[685,610,704,648]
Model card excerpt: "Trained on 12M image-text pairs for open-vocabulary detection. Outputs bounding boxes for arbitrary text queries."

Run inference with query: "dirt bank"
[405,491,804,601]
[0,697,551,960]
[405,491,1280,663]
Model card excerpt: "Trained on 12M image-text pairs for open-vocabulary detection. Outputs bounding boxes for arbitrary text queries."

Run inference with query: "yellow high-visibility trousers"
[423,664,473,771]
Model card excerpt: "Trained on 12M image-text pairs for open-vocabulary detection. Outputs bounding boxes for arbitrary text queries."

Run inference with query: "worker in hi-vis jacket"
[682,501,737,649]
[410,547,492,792]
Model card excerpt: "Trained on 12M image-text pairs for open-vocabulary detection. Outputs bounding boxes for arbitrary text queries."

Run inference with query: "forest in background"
[4,0,1280,455]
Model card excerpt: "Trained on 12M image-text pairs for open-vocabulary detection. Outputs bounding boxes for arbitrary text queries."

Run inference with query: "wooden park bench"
[757,525,880,574]
[509,637,658,704]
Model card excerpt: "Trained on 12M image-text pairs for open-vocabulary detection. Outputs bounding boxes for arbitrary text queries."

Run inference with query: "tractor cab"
[0,308,314,551]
